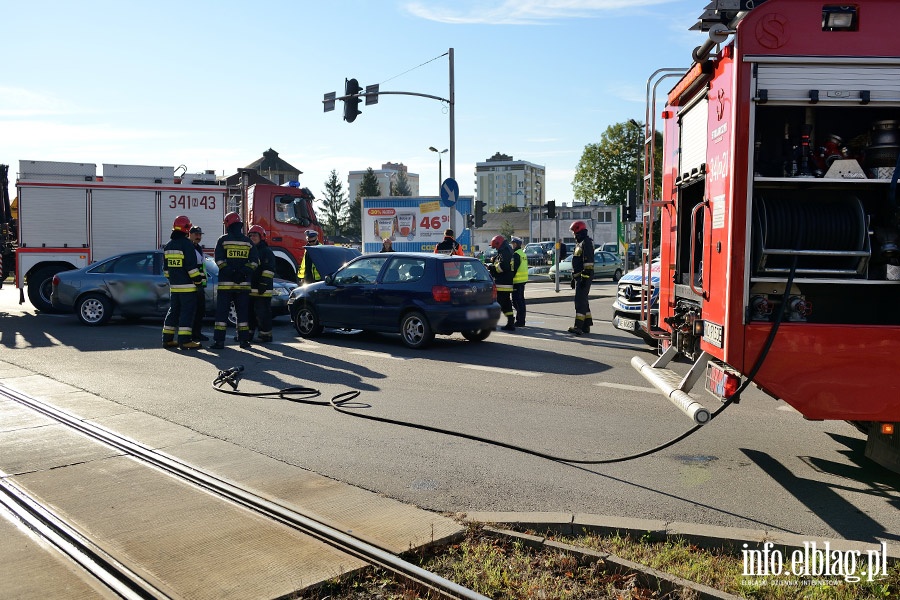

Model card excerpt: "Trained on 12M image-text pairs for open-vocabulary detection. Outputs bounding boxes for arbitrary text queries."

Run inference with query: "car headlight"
[273,287,290,297]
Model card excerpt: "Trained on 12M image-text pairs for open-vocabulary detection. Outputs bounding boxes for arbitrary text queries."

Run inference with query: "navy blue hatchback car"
[287,252,501,349]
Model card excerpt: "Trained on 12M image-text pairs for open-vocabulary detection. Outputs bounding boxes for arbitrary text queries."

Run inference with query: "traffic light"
[474,200,486,227]
[466,213,475,229]
[624,190,637,222]
[544,200,556,219]
[343,78,362,123]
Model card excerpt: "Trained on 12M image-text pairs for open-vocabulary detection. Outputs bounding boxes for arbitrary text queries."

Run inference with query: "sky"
[1,0,706,209]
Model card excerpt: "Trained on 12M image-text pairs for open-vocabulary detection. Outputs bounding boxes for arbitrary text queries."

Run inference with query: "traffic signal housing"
[544,200,556,219]
[466,213,475,229]
[624,190,637,222]
[474,200,486,227]
[343,78,362,123]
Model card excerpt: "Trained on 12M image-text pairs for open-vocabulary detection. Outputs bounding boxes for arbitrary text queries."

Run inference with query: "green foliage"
[572,120,662,206]
[392,171,412,196]
[319,169,349,237]
[499,221,515,239]
[497,204,520,213]
[346,167,382,238]
[357,167,382,200]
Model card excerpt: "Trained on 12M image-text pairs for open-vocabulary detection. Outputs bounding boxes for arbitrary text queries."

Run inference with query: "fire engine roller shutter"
[752,59,900,103]
[18,187,88,249]
[678,92,709,178]
[90,189,157,261]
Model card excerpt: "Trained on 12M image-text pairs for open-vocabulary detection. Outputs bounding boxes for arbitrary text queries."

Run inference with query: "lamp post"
[428,146,448,193]
[628,119,643,269]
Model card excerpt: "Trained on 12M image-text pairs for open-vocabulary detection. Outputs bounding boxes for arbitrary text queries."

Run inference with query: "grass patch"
[299,524,899,599]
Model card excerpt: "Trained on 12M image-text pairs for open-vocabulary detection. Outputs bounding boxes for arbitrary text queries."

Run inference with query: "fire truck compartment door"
[678,92,708,177]
[18,186,88,249]
[752,60,900,103]
[90,189,158,261]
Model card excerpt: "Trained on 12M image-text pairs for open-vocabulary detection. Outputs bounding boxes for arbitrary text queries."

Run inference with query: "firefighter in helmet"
[162,215,205,349]
[489,235,516,331]
[210,212,258,349]
[247,224,275,343]
[568,220,594,335]
[298,230,321,284]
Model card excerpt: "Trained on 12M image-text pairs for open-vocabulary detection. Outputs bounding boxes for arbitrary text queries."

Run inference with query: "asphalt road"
[2,280,898,546]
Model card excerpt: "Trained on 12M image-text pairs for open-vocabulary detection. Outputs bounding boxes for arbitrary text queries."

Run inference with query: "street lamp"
[428,146,448,192]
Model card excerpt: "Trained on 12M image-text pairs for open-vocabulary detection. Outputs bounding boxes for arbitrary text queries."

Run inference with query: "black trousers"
[192,287,206,339]
[512,282,526,325]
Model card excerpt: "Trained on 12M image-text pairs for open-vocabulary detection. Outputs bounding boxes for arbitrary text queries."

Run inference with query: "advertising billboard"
[361,196,473,253]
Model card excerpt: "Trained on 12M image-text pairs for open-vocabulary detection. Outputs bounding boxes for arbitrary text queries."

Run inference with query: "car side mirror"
[324,274,335,285]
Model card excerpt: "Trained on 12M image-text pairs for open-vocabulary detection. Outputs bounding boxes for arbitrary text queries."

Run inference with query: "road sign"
[440,178,459,207]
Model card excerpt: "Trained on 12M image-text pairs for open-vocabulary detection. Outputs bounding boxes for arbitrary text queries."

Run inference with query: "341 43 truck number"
[168,195,218,210]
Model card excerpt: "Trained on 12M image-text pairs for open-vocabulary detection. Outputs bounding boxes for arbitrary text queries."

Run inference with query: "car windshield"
[333,255,390,285]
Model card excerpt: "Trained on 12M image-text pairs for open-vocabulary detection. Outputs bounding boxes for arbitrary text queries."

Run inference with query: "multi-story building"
[475,153,545,212]
[348,162,419,201]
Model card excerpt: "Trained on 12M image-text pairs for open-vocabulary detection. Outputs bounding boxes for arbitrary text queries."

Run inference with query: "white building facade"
[475,153,545,212]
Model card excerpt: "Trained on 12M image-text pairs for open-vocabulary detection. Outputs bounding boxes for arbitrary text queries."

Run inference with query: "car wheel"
[461,329,491,342]
[613,269,623,282]
[293,305,324,337]
[400,311,434,349]
[28,266,66,313]
[76,293,112,326]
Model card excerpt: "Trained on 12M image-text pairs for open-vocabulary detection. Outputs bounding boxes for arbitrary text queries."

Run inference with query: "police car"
[612,259,660,346]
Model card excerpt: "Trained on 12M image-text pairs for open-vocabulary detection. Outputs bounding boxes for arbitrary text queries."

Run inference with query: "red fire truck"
[4,161,323,312]
[632,0,900,472]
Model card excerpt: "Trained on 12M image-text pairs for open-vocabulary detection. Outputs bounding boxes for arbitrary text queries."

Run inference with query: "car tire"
[613,269,623,282]
[400,311,434,349]
[461,329,491,342]
[28,266,66,313]
[76,293,112,326]
[293,305,324,337]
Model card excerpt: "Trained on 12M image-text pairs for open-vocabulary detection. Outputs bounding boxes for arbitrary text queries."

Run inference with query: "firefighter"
[434,228,464,256]
[568,220,595,335]
[162,215,205,349]
[489,235,516,331]
[298,230,321,283]
[510,236,528,327]
[247,224,275,343]
[188,226,209,342]
[210,212,258,349]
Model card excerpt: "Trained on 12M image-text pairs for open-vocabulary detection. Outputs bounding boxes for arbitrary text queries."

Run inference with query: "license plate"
[614,316,636,331]
[466,309,488,320]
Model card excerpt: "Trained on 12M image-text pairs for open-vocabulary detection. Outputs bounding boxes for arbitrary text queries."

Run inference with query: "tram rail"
[0,383,487,600]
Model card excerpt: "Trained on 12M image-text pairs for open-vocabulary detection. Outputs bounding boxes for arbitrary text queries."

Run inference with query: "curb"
[463,512,900,561]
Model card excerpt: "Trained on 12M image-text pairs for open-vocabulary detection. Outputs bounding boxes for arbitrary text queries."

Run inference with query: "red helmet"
[224,212,242,227]
[248,224,267,239]
[570,220,587,234]
[490,235,505,249]
[172,215,192,234]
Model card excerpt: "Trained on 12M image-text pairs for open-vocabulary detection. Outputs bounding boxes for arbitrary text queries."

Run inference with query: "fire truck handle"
[689,200,709,300]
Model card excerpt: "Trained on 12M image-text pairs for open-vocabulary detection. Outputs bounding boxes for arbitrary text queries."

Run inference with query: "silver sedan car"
[51,250,297,326]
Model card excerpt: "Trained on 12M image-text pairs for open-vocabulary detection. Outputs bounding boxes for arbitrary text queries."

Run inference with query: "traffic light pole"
[554,214,561,293]
[324,49,456,230]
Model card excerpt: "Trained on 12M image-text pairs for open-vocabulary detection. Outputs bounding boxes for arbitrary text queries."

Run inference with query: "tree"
[572,120,662,207]
[346,168,382,238]
[319,170,349,237]
[392,171,412,196]
[497,204,520,213]
[499,220,515,239]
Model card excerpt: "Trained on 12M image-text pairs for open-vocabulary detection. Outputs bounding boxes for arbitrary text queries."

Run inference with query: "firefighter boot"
[257,332,273,343]
[501,316,516,331]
